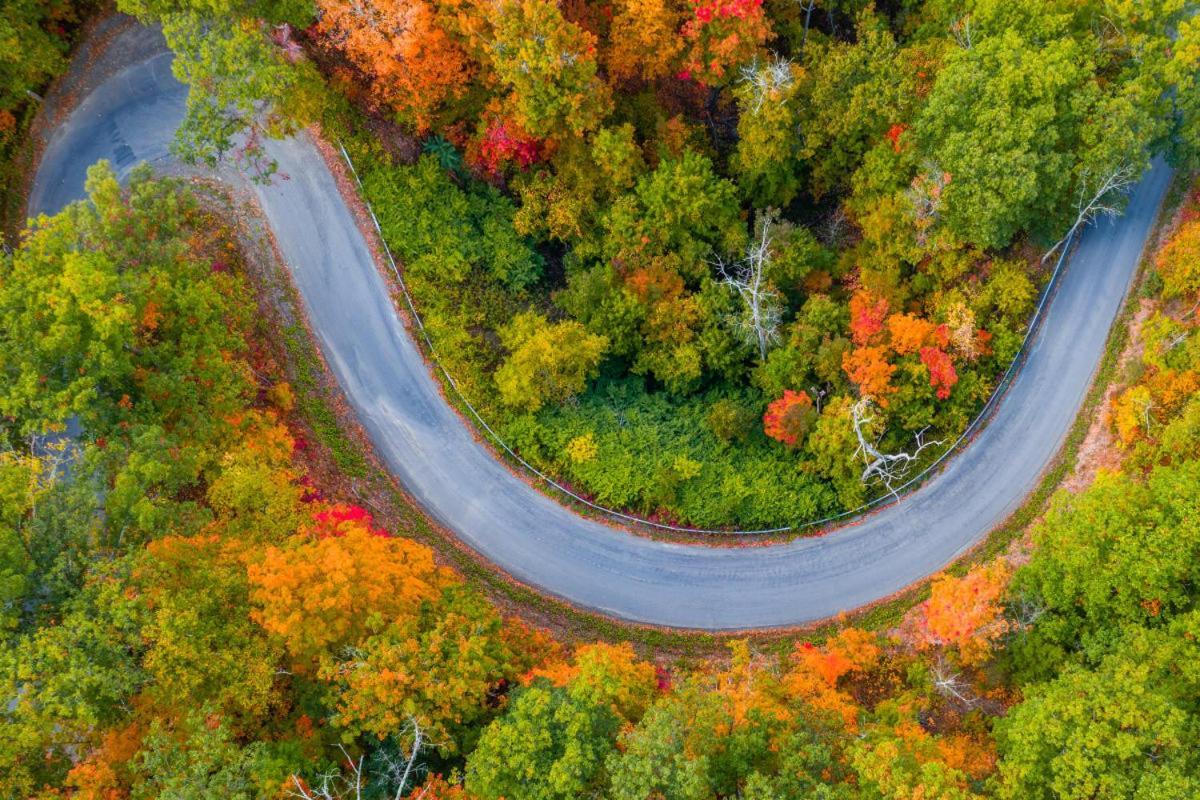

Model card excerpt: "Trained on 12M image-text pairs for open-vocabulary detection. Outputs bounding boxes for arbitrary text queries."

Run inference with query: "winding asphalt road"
[30,43,1172,630]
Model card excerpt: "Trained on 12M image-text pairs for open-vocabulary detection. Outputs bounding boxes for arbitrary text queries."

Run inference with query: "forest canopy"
[3,0,1200,795]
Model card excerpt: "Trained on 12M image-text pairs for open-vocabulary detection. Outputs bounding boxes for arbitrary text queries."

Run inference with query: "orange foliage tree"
[849,289,889,346]
[248,520,455,663]
[608,0,685,81]
[842,345,897,402]
[887,313,935,356]
[319,586,536,753]
[784,628,881,731]
[920,346,959,400]
[315,0,470,130]
[910,561,1012,665]
[1155,214,1200,299]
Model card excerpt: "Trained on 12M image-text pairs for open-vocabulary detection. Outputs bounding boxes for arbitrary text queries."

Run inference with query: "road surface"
[29,44,1172,630]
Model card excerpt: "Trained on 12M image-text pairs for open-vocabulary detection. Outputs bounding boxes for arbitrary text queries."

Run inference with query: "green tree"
[796,12,920,199]
[495,311,608,412]
[0,163,252,441]
[132,709,273,800]
[0,562,147,797]
[489,0,611,137]
[996,618,1200,800]
[0,164,255,543]
[0,0,70,113]
[1009,461,1200,679]
[603,151,745,281]
[733,58,804,207]
[915,29,1093,248]
[466,681,620,800]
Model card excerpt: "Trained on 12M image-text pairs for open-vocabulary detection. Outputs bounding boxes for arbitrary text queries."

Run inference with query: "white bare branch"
[931,659,977,708]
[716,212,785,361]
[737,56,795,114]
[950,15,973,49]
[287,722,425,800]
[1043,162,1138,263]
[851,398,943,496]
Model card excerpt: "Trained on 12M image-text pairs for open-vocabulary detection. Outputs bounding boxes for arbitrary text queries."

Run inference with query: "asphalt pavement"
[29,44,1172,630]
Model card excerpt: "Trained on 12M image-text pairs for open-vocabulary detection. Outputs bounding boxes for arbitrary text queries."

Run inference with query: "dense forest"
[95,0,1200,527]
[2,162,1200,798]
[3,0,1200,797]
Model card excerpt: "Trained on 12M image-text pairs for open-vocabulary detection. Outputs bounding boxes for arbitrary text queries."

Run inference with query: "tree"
[732,57,804,206]
[849,289,889,346]
[321,585,530,755]
[842,346,896,401]
[849,398,941,495]
[134,534,282,722]
[0,164,256,544]
[0,0,70,113]
[679,0,772,85]
[465,681,620,800]
[607,0,685,81]
[314,0,470,131]
[489,0,612,137]
[1155,215,1200,300]
[910,562,1011,666]
[1008,461,1200,674]
[1040,162,1138,264]
[763,390,816,447]
[915,29,1092,248]
[805,395,871,508]
[995,619,1200,800]
[527,641,659,723]
[1,563,148,797]
[796,13,918,199]
[118,0,323,178]
[783,628,879,732]
[494,311,608,412]
[0,163,252,440]
[132,709,272,800]
[718,212,784,360]
[919,346,958,400]
[604,150,745,279]
[248,522,455,664]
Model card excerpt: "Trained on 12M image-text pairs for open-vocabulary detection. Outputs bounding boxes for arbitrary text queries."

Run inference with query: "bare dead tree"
[819,206,849,248]
[931,659,977,709]
[907,164,950,248]
[1005,596,1046,634]
[1042,161,1138,263]
[950,15,974,49]
[795,0,818,49]
[288,746,365,800]
[288,720,427,800]
[851,398,943,496]
[737,56,795,114]
[716,212,785,361]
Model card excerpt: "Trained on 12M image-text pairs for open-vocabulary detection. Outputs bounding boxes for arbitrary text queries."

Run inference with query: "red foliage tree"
[679,0,771,85]
[471,120,543,177]
[763,389,816,446]
[919,346,958,400]
[849,289,889,346]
